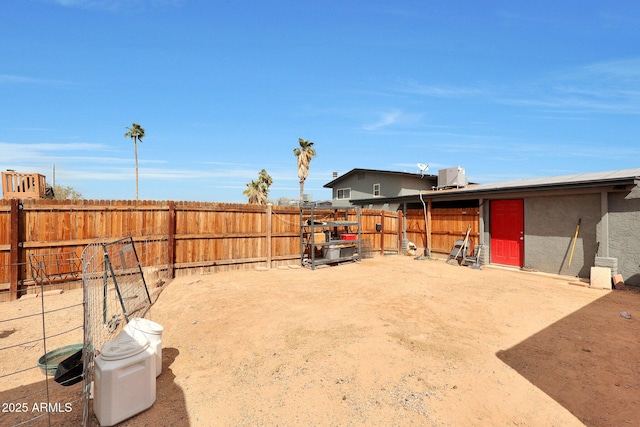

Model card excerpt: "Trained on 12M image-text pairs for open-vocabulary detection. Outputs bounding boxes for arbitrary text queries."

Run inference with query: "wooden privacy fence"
[405,207,480,254]
[0,200,479,301]
[0,200,422,301]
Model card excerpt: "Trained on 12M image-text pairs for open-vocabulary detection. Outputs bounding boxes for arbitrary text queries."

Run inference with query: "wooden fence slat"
[266,205,272,269]
[168,201,176,279]
[9,199,19,300]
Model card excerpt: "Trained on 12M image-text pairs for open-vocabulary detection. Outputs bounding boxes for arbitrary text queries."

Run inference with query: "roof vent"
[437,167,468,189]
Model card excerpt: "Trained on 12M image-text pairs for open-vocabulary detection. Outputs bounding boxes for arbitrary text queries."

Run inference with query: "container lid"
[127,317,164,334]
[100,334,149,361]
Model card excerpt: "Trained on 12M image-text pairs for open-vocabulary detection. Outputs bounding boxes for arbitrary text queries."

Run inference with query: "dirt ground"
[1,255,639,427]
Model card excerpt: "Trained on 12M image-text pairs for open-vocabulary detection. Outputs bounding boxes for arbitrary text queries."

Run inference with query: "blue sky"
[2,0,640,202]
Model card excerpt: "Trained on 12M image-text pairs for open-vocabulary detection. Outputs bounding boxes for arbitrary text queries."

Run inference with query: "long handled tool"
[568,218,581,266]
[447,224,471,265]
[471,245,483,269]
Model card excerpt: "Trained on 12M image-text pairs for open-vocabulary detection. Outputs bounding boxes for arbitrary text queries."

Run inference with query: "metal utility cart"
[300,206,362,270]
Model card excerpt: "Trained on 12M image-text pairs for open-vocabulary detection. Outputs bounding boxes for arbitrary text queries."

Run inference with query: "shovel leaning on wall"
[568,218,581,266]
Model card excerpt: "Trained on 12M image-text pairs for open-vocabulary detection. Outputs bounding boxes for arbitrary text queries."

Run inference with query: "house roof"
[351,168,640,204]
[455,168,640,194]
[323,168,436,188]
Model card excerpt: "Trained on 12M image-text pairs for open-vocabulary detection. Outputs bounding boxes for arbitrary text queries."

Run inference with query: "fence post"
[168,201,176,279]
[427,198,433,257]
[266,204,272,269]
[9,199,20,301]
[398,210,403,254]
[379,210,385,255]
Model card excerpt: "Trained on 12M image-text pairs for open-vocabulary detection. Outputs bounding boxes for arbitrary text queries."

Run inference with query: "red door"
[490,200,523,267]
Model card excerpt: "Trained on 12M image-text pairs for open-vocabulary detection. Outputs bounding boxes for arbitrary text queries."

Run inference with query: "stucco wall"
[330,172,436,207]
[608,187,640,285]
[330,174,371,207]
[524,194,600,278]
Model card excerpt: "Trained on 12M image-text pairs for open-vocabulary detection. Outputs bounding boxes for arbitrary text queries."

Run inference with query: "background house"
[323,168,438,209]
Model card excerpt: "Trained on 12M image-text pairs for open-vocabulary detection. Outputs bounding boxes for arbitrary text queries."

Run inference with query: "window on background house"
[337,188,351,199]
[373,183,381,197]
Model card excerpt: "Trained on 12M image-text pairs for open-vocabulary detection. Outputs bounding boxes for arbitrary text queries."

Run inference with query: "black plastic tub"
[37,343,83,376]
[54,349,84,386]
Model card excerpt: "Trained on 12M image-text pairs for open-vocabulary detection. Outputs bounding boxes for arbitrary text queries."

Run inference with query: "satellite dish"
[417,163,429,177]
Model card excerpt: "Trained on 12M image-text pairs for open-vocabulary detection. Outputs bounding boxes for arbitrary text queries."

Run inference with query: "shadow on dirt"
[0,371,85,426]
[496,288,640,427]
[132,347,190,426]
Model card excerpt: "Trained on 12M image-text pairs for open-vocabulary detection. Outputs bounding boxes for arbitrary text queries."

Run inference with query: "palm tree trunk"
[299,180,304,205]
[134,138,139,201]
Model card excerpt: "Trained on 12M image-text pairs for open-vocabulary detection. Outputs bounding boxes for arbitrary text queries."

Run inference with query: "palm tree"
[124,123,145,201]
[243,179,263,204]
[293,138,316,204]
[244,169,273,205]
[258,169,273,198]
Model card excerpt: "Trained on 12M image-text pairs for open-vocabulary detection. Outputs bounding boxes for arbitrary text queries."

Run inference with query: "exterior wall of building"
[329,173,374,208]
[329,172,436,208]
[523,194,600,278]
[469,188,640,284]
[608,186,640,285]
[330,196,354,208]
[397,176,437,195]
[479,199,491,265]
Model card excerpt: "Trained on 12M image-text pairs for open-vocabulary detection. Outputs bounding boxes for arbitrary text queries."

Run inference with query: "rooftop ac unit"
[438,167,468,189]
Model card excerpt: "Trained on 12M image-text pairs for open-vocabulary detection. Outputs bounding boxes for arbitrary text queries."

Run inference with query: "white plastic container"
[123,317,164,377]
[93,334,156,427]
[323,245,340,260]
